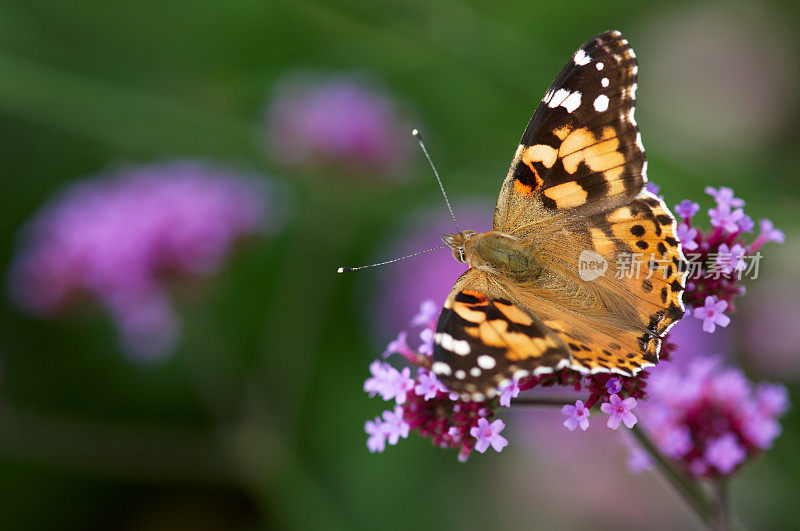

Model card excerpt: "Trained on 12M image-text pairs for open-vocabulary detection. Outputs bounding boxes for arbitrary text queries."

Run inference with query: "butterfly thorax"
[442,230,541,282]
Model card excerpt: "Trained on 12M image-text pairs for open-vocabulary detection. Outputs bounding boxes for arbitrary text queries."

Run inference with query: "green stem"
[630,424,715,529]
[713,479,730,531]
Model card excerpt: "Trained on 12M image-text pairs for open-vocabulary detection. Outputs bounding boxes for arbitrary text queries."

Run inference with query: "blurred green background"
[1,1,799,529]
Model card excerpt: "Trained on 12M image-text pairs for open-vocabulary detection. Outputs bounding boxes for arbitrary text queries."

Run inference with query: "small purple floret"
[470,417,508,453]
[600,394,638,429]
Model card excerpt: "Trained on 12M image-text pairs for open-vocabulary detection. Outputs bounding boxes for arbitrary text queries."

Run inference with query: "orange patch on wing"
[494,302,534,326]
[460,290,488,304]
[553,125,572,140]
[560,126,624,175]
[522,144,558,169]
[514,179,535,196]
[543,181,588,208]
[453,302,487,323]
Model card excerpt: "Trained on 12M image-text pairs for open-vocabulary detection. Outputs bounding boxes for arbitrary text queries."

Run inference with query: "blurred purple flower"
[265,72,412,178]
[737,214,755,233]
[646,183,663,200]
[364,361,415,405]
[676,223,699,251]
[708,205,745,233]
[365,418,386,453]
[749,219,785,251]
[704,433,746,474]
[675,200,700,220]
[470,417,508,453]
[635,358,788,477]
[705,186,744,209]
[561,400,590,431]
[715,243,746,274]
[414,368,447,401]
[693,296,730,333]
[7,161,277,360]
[381,406,411,445]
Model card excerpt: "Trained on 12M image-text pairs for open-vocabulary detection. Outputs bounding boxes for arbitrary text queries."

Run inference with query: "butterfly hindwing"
[431,271,571,400]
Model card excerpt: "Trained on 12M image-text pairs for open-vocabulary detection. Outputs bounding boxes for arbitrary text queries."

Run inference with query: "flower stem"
[630,424,715,528]
[713,480,730,531]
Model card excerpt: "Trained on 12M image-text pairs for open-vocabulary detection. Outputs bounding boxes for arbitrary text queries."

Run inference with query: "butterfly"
[431,30,688,401]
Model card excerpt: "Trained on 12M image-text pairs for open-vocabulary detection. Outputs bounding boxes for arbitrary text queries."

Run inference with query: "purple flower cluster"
[8,161,277,359]
[632,357,789,477]
[364,302,652,460]
[676,186,784,333]
[364,301,504,461]
[265,72,412,178]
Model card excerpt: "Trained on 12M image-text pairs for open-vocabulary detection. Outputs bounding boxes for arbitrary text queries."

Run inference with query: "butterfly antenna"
[412,129,461,234]
[337,244,448,273]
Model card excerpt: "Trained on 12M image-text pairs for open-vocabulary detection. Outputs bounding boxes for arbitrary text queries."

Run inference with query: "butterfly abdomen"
[466,231,542,282]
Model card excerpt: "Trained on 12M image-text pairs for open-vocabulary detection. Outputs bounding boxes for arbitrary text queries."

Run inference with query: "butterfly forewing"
[495,30,644,232]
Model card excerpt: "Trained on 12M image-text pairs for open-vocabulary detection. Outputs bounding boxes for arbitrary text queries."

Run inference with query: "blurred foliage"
[1,0,799,529]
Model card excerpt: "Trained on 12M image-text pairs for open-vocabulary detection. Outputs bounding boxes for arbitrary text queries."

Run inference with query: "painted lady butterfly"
[431,31,688,401]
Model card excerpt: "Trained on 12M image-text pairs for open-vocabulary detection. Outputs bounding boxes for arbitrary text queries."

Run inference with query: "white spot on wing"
[593,94,609,112]
[470,367,481,377]
[432,361,452,376]
[628,107,637,126]
[573,48,591,66]
[548,88,570,108]
[560,91,582,113]
[601,77,609,87]
[435,332,470,356]
[477,355,496,369]
[455,370,466,380]
[596,62,604,71]
[630,82,638,100]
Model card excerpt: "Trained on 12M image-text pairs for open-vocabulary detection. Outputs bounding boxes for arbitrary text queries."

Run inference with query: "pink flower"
[705,186,745,209]
[675,200,700,219]
[715,243,746,274]
[382,331,415,362]
[637,359,789,478]
[693,296,730,333]
[414,369,447,401]
[704,433,746,474]
[7,161,274,360]
[709,205,745,233]
[676,224,699,251]
[365,418,387,453]
[381,407,411,444]
[499,379,521,407]
[600,394,638,429]
[363,361,415,404]
[749,218,785,251]
[265,72,412,178]
[470,417,508,453]
[561,400,591,431]
[410,299,439,327]
[606,378,623,395]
